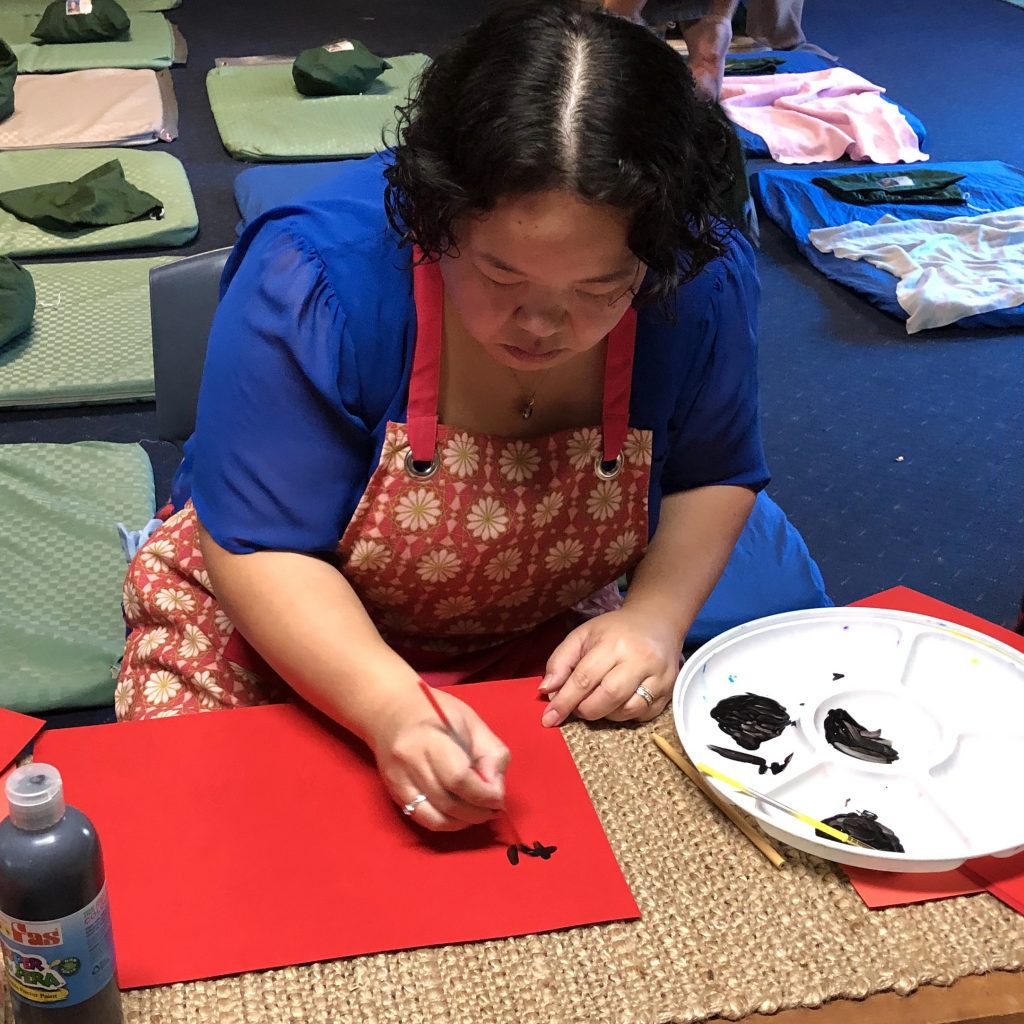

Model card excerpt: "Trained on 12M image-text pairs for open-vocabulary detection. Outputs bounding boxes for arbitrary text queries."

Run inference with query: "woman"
[119,0,768,832]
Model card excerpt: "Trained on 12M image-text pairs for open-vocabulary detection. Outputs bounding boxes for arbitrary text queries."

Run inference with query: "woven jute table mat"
[92,715,1024,1022]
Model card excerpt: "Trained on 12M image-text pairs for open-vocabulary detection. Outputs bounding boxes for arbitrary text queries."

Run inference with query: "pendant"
[520,397,535,421]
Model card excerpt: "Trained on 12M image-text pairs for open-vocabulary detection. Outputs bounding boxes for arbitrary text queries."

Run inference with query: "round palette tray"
[672,607,1024,872]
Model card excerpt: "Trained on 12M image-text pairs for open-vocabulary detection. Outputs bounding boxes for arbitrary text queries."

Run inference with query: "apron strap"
[408,250,638,464]
[601,306,637,462]
[407,250,443,463]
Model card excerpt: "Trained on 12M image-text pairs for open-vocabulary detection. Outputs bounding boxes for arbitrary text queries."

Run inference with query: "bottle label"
[0,886,117,1008]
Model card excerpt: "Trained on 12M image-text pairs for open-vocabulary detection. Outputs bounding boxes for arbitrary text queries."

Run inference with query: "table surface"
[718,970,1024,1024]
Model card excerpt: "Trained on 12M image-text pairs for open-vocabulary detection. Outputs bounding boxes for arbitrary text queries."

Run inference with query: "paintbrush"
[417,680,522,844]
[696,761,871,849]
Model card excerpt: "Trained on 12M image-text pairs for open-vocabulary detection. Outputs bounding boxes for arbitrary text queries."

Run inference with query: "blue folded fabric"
[752,160,1024,329]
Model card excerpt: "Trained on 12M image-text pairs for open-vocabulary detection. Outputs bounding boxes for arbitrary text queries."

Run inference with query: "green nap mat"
[5,0,179,11]
[0,256,176,409]
[206,53,430,162]
[0,11,176,72]
[0,442,154,713]
[0,149,198,257]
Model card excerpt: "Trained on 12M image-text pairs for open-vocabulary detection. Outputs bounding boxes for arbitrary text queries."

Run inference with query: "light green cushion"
[5,0,178,11]
[0,148,198,257]
[0,441,154,713]
[0,256,176,408]
[0,11,175,71]
[206,53,429,162]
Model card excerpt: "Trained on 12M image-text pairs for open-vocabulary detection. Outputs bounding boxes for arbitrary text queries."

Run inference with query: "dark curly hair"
[383,0,734,307]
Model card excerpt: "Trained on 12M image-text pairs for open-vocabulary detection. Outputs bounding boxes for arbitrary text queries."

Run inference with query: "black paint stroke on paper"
[824,708,899,764]
[506,840,558,866]
[710,693,793,750]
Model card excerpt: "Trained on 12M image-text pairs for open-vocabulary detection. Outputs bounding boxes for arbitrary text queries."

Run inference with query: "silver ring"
[634,685,655,708]
[402,794,428,816]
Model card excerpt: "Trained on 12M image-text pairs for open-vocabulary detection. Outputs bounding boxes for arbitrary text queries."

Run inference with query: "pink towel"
[721,67,927,165]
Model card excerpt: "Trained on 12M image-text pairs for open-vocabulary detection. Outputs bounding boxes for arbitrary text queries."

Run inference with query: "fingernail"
[541,708,560,728]
[538,675,551,692]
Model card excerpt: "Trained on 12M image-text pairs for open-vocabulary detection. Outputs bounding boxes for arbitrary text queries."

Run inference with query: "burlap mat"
[23,714,1024,1023]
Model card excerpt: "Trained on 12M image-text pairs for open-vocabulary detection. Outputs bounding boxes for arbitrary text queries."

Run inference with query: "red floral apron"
[117,258,653,720]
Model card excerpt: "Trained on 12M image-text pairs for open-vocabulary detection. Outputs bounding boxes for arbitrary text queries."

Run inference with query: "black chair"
[149,247,232,444]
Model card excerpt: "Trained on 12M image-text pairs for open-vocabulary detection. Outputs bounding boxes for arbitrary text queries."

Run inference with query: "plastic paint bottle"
[0,765,124,1023]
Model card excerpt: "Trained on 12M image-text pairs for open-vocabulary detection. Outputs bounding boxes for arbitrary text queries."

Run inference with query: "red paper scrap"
[0,709,45,773]
[843,866,983,908]
[851,586,1024,656]
[962,853,1024,915]
[33,677,639,989]
[843,588,1023,909]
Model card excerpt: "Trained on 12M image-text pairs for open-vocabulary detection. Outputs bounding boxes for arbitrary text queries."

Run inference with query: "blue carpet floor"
[751,0,1024,624]
[0,0,1021,628]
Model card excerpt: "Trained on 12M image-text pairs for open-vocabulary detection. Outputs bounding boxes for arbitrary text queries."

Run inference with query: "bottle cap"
[5,764,66,831]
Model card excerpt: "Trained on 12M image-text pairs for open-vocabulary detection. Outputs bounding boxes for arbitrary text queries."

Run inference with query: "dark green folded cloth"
[0,40,16,124]
[724,56,786,76]
[292,39,391,97]
[32,0,130,44]
[0,159,163,233]
[0,256,35,351]
[812,169,967,206]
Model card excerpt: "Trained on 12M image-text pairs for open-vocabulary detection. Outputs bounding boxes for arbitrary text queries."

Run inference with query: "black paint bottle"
[0,765,124,1023]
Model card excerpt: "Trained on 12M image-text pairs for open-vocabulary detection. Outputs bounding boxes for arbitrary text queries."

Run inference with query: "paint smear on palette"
[824,709,899,764]
[710,693,793,750]
[816,810,904,852]
[707,745,793,775]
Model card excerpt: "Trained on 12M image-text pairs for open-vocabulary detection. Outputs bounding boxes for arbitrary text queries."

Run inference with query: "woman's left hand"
[537,608,682,726]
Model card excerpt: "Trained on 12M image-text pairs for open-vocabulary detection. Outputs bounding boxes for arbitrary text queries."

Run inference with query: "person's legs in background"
[744,0,837,59]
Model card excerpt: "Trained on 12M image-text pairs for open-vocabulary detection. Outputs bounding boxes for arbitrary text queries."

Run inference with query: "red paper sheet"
[962,853,1024,915]
[843,866,983,908]
[32,677,639,989]
[843,588,1023,908]
[851,586,1024,656]
[0,709,44,773]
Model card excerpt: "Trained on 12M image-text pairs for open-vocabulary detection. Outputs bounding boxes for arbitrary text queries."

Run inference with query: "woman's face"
[441,190,643,372]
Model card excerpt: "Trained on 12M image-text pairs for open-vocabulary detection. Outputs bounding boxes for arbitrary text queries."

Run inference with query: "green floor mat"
[0,256,176,409]
[206,53,430,162]
[0,149,198,257]
[0,442,154,714]
[0,12,177,72]
[5,0,178,10]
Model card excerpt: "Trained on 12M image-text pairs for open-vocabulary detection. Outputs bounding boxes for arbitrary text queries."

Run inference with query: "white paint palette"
[672,608,1024,872]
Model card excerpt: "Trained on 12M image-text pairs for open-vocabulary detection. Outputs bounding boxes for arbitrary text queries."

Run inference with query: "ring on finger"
[402,793,428,816]
[634,684,655,708]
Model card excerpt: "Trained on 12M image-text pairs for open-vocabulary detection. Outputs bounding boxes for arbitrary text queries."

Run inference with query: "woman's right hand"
[369,687,510,832]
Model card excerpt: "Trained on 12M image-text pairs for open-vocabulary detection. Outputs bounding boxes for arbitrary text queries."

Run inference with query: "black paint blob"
[824,708,899,764]
[832,672,845,681]
[816,810,905,852]
[506,840,557,865]
[707,745,794,775]
[710,693,793,750]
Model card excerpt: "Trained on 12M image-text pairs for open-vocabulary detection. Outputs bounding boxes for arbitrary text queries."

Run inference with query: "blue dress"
[174,153,769,557]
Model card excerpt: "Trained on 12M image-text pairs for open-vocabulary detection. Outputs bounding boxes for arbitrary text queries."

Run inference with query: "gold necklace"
[508,368,538,420]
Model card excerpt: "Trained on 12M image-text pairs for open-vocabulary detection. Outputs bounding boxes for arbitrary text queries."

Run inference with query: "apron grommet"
[594,453,624,480]
[404,449,440,479]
